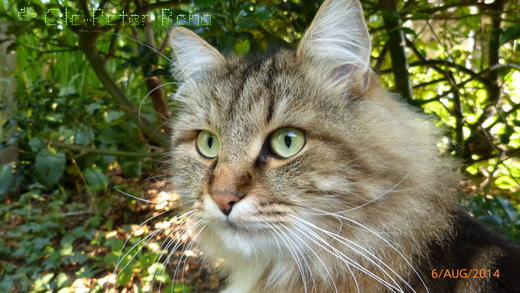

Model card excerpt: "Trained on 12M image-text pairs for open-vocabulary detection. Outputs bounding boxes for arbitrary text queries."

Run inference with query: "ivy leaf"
[32,273,54,292]
[70,252,88,265]
[55,272,70,288]
[34,149,66,187]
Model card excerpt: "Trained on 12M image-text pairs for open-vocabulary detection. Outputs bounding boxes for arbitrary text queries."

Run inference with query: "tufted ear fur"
[297,0,371,95]
[168,27,225,80]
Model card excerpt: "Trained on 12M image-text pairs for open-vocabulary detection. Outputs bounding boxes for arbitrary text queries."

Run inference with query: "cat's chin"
[198,219,281,258]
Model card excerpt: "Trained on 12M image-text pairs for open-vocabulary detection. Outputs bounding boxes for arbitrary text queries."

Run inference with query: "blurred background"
[0,0,519,292]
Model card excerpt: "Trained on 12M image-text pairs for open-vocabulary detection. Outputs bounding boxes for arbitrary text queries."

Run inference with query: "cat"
[167,0,520,292]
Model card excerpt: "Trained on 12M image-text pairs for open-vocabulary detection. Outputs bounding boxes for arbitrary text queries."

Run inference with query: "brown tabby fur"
[167,0,520,292]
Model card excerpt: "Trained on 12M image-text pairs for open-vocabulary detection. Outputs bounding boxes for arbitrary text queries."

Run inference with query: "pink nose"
[211,190,243,215]
[208,164,252,216]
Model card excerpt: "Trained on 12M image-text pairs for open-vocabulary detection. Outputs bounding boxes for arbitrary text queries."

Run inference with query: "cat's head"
[168,0,455,261]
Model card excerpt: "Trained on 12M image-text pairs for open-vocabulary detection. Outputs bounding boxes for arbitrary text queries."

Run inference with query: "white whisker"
[268,223,309,293]
[290,218,402,292]
[293,216,415,292]
[308,207,429,293]
[149,213,195,292]
[280,223,338,293]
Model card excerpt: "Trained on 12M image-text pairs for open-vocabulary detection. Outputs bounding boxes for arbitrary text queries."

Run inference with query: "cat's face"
[170,53,370,255]
[168,0,434,258]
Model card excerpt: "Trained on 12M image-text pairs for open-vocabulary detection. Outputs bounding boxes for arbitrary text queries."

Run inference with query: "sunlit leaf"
[234,38,250,56]
[495,175,518,190]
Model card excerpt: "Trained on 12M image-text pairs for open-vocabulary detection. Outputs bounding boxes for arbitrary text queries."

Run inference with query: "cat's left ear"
[168,27,225,80]
[297,0,371,94]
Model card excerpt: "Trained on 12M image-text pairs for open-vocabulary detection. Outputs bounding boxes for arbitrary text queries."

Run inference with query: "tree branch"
[141,4,172,129]
[473,0,505,128]
[76,31,170,147]
[378,0,414,104]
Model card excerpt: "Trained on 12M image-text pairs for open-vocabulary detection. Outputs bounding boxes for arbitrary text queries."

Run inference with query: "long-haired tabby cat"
[166,0,520,292]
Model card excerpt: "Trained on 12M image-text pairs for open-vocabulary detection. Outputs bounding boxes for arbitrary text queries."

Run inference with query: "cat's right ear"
[168,27,225,80]
[297,0,371,95]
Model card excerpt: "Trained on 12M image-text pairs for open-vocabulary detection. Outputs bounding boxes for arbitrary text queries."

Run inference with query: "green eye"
[196,130,220,158]
[269,128,306,158]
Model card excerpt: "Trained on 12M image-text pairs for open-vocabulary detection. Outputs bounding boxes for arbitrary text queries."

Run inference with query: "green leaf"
[400,27,417,37]
[499,26,520,46]
[58,85,76,96]
[70,252,88,265]
[381,10,400,21]
[105,218,113,231]
[106,237,124,251]
[84,215,103,228]
[236,19,259,31]
[121,160,142,178]
[34,237,51,249]
[234,38,250,56]
[73,128,94,145]
[146,263,170,283]
[497,197,519,222]
[55,272,70,288]
[105,110,125,123]
[0,163,14,197]
[85,103,102,114]
[32,273,54,292]
[34,149,66,187]
[84,167,109,192]
[495,175,518,190]
[29,137,44,152]
[478,214,503,226]
[103,252,119,267]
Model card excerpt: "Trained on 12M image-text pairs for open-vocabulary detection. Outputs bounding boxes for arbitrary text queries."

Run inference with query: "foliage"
[0,182,189,292]
[0,0,519,291]
[464,195,520,243]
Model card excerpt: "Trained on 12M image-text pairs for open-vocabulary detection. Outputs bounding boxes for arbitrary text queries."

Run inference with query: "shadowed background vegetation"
[0,0,519,292]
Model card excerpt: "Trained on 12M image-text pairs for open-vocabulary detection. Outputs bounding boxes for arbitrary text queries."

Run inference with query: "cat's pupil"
[284,135,292,148]
[208,136,213,148]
